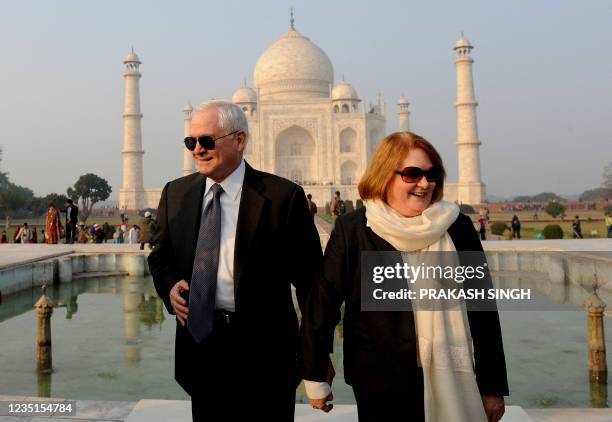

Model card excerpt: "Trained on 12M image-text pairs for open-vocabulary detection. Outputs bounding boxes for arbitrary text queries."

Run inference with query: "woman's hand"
[310,391,334,413]
[482,395,505,422]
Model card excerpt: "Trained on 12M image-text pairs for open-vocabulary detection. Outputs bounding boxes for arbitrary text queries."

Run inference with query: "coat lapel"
[233,163,265,299]
[179,173,206,283]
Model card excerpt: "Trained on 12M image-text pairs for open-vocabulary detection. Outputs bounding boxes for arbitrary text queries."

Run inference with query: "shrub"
[459,204,476,214]
[325,202,331,216]
[604,205,612,216]
[543,224,564,239]
[545,201,566,218]
[491,222,508,236]
[345,200,354,213]
[356,199,364,209]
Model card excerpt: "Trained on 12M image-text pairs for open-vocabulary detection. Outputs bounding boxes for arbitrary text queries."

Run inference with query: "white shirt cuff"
[304,380,331,399]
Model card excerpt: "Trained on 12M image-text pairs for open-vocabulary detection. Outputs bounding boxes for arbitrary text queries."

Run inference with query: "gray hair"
[195,100,249,139]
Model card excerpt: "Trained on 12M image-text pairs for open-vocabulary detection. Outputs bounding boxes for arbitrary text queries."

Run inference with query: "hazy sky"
[1,0,611,200]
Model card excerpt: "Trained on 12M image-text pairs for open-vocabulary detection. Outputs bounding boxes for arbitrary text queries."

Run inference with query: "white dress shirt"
[202,159,245,311]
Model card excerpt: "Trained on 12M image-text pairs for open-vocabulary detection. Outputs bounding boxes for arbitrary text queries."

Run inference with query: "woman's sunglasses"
[395,166,442,183]
[184,130,240,151]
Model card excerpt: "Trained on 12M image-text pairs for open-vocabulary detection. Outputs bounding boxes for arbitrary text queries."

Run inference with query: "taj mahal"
[119,16,485,210]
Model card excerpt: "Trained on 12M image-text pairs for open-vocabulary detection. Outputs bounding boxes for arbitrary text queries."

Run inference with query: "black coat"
[148,162,322,398]
[300,207,509,397]
[62,205,79,224]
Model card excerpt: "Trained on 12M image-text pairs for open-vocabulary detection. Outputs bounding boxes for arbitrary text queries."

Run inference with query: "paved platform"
[0,244,144,269]
[124,401,536,422]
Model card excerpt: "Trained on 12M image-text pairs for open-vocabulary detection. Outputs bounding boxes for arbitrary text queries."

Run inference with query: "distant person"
[61,199,79,244]
[30,227,38,243]
[45,204,62,244]
[93,224,105,243]
[138,211,157,250]
[606,212,612,238]
[129,224,140,244]
[572,216,583,239]
[533,212,538,220]
[331,191,346,226]
[503,225,513,240]
[306,194,318,219]
[102,222,114,243]
[15,223,31,244]
[511,215,521,239]
[78,223,89,243]
[477,216,487,241]
[485,207,491,222]
[0,230,7,243]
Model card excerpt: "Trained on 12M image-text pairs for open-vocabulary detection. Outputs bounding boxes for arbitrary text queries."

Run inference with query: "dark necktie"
[188,183,223,343]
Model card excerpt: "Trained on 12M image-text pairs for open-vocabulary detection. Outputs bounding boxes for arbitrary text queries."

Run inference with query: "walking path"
[5,394,610,421]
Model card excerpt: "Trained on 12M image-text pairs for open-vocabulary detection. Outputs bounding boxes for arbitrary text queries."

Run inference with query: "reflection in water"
[1,271,612,406]
[37,370,51,398]
[124,278,143,367]
[493,271,610,407]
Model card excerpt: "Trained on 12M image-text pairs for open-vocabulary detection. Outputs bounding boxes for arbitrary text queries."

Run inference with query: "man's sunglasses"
[184,130,241,151]
[395,166,442,183]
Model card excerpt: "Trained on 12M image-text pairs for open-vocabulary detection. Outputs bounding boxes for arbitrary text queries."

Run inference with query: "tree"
[31,193,71,217]
[579,187,612,201]
[67,173,112,222]
[545,201,566,219]
[512,192,564,202]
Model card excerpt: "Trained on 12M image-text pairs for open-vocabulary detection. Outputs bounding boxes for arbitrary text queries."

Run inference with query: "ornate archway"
[340,160,358,185]
[275,125,316,184]
[339,127,357,153]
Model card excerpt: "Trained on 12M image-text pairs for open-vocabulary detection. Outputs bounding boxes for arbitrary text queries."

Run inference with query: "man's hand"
[170,280,189,326]
[310,391,334,413]
[482,395,504,422]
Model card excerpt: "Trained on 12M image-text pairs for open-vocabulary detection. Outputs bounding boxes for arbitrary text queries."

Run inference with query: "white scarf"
[364,199,487,422]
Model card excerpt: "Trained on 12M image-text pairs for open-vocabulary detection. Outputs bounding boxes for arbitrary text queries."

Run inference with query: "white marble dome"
[398,95,410,105]
[332,81,358,100]
[232,85,257,103]
[253,28,334,100]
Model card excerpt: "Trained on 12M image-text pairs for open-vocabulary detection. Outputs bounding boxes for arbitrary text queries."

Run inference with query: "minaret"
[397,95,410,131]
[377,91,386,116]
[119,48,145,210]
[183,102,194,176]
[454,35,485,205]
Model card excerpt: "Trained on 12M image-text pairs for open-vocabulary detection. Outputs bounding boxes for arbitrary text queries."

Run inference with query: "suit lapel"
[179,173,206,283]
[233,163,265,299]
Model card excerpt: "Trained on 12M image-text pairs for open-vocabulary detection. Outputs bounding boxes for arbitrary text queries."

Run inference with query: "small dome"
[398,95,410,105]
[254,28,334,100]
[332,81,358,101]
[455,35,472,49]
[183,102,193,112]
[232,85,257,104]
[124,50,141,63]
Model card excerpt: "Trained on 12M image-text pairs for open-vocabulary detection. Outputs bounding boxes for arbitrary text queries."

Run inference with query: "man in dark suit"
[61,199,79,244]
[148,100,322,421]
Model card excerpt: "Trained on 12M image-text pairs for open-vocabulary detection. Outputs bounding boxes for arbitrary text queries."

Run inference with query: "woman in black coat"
[300,132,508,422]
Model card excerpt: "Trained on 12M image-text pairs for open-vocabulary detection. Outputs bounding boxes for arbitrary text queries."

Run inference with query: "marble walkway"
[1,394,612,422]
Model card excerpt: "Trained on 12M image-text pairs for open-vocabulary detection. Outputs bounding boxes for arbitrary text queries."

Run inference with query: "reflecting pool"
[0,275,611,407]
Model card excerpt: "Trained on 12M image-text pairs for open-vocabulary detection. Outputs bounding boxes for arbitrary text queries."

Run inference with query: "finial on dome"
[290,7,295,30]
